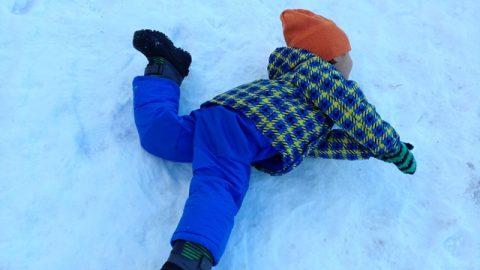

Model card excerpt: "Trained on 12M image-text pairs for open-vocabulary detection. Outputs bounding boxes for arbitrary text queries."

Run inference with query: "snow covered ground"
[1,0,480,269]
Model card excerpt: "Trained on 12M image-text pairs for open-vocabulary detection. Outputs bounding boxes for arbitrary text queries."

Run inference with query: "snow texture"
[1,0,480,269]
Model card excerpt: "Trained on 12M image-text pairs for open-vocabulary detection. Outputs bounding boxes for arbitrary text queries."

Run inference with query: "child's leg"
[169,106,277,266]
[133,76,194,162]
[132,29,193,164]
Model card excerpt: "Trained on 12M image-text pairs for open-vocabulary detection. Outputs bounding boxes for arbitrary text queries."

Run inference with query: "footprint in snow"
[10,0,35,15]
[443,230,477,259]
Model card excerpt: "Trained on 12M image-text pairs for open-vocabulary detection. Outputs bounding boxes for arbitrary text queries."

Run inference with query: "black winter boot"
[133,29,192,86]
[160,240,213,270]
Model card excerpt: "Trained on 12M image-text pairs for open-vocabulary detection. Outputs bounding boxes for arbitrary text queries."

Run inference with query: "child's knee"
[137,111,182,159]
[192,160,250,209]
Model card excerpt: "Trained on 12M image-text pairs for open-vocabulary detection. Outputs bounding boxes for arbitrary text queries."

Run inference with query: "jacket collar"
[267,47,336,81]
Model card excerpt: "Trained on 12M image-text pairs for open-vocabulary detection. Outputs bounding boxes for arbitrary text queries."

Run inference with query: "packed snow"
[1,0,479,269]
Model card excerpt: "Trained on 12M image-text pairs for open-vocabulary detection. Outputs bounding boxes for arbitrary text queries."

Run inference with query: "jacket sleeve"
[303,63,401,157]
[306,129,373,160]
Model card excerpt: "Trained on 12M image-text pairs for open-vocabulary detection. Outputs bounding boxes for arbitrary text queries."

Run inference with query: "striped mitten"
[379,142,417,175]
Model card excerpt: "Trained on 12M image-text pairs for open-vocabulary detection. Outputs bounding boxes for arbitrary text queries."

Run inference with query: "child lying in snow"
[131,9,416,270]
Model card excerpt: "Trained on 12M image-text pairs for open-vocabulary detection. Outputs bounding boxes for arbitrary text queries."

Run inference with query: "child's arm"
[303,63,416,174]
[306,129,373,160]
[307,130,416,174]
[306,69,399,156]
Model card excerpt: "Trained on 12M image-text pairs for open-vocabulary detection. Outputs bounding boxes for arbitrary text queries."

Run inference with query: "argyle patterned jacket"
[200,47,401,175]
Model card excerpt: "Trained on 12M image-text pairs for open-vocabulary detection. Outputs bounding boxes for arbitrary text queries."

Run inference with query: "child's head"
[280,9,353,79]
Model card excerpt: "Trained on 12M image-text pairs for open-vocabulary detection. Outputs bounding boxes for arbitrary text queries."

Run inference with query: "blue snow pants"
[132,76,278,265]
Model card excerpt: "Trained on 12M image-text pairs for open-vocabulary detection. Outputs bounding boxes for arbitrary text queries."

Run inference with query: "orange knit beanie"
[280,9,351,61]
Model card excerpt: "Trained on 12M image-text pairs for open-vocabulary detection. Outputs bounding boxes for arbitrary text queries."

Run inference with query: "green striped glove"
[379,142,417,175]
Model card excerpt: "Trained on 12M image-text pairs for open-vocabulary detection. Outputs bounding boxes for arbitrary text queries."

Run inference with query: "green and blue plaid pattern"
[201,47,408,175]
[306,129,372,160]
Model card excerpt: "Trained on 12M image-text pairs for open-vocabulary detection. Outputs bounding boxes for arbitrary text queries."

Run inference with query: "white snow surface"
[1,0,480,269]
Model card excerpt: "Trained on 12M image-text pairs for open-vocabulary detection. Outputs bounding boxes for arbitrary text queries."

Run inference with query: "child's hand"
[378,142,417,175]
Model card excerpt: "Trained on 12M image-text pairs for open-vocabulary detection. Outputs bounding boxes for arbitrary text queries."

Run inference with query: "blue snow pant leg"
[133,76,278,265]
[132,76,194,162]
[171,105,277,266]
